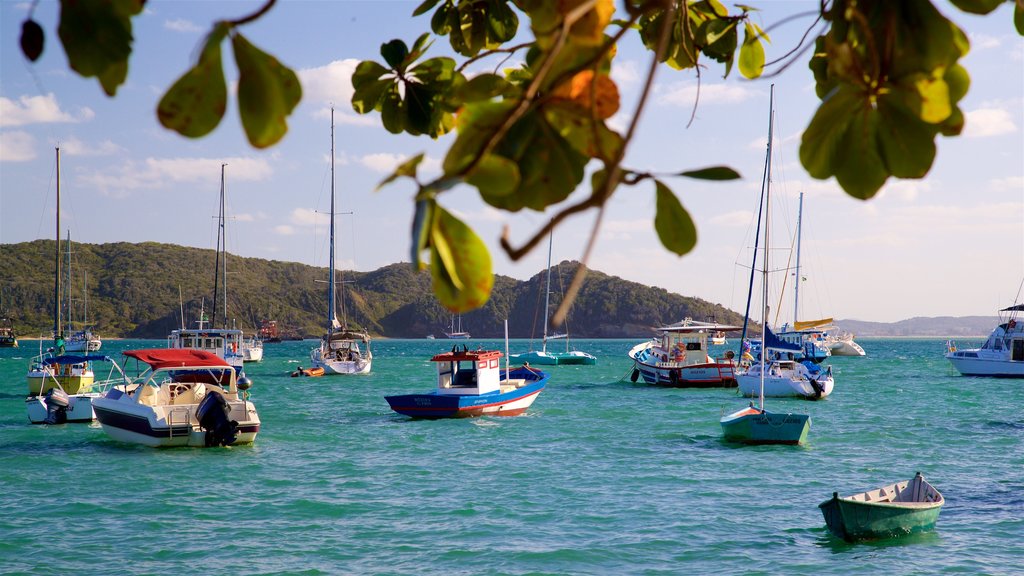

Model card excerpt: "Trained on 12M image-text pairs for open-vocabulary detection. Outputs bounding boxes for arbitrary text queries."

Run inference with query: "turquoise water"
[1,338,1021,575]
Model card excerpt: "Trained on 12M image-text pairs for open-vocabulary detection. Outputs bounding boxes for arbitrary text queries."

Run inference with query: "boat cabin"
[656,329,709,367]
[432,347,502,395]
[168,328,244,364]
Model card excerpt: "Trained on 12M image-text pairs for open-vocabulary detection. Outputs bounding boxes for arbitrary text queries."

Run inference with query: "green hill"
[0,240,746,339]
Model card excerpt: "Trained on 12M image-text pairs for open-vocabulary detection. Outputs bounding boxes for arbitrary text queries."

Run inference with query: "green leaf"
[377,153,424,191]
[380,39,409,70]
[948,0,1006,15]
[20,19,44,62]
[834,106,889,200]
[676,166,741,180]
[57,0,143,96]
[738,22,765,79]
[800,86,863,179]
[157,23,229,138]
[404,82,438,135]
[232,33,302,148]
[1016,1,1024,35]
[410,199,433,268]
[380,85,405,134]
[876,97,937,178]
[413,0,443,17]
[429,206,493,312]
[430,2,452,35]
[654,180,698,256]
[458,73,509,102]
[444,101,516,175]
[467,153,520,199]
[352,78,393,115]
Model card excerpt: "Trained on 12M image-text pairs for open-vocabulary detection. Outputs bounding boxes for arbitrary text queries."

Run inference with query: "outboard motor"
[196,391,238,447]
[43,388,70,425]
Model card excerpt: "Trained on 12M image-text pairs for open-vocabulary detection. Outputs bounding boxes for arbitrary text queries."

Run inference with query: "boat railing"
[167,406,193,434]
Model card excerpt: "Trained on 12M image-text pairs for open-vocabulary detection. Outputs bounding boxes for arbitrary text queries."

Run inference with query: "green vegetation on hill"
[0,241,745,339]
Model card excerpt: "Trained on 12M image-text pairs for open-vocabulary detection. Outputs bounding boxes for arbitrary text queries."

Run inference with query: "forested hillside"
[0,240,744,339]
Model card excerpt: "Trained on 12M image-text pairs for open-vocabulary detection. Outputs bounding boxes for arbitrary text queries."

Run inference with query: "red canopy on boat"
[123,348,230,369]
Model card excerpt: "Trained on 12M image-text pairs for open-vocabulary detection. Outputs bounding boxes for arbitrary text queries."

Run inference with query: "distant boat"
[309,108,372,375]
[0,315,16,348]
[711,331,727,346]
[819,472,944,542]
[445,314,471,339]
[291,366,325,378]
[385,345,549,419]
[721,86,811,445]
[510,228,596,365]
[26,147,95,396]
[737,325,834,399]
[259,320,283,343]
[93,348,260,448]
[25,354,130,424]
[824,327,867,356]
[628,318,740,387]
[945,302,1024,377]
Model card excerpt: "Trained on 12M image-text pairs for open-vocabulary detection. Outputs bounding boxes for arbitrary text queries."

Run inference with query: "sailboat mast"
[737,96,771,358]
[211,163,226,328]
[221,163,229,327]
[54,147,62,341]
[793,191,804,326]
[542,227,553,352]
[65,230,72,334]
[759,84,777,410]
[328,107,337,334]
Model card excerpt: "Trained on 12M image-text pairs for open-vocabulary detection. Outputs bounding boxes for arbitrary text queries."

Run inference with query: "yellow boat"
[27,354,96,396]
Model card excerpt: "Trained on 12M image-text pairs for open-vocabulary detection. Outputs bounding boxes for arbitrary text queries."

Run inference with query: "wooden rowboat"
[819,472,944,542]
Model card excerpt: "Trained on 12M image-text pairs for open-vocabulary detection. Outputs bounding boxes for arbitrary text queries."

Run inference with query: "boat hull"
[510,350,596,366]
[26,393,99,423]
[737,372,833,399]
[629,342,736,387]
[945,352,1024,377]
[386,371,547,419]
[818,475,944,542]
[720,406,810,445]
[828,339,866,356]
[93,395,260,448]
[27,373,94,396]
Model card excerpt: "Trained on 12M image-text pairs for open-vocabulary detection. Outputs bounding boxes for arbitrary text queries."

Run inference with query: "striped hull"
[386,380,546,419]
[93,399,260,448]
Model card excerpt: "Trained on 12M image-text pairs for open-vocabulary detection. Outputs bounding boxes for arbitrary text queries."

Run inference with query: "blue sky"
[1,1,1022,323]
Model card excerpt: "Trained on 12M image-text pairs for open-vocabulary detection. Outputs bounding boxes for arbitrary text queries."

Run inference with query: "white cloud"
[964,107,1017,137]
[233,213,256,222]
[611,59,641,88]
[657,83,759,108]
[0,94,92,127]
[710,210,754,227]
[970,33,1001,50]
[299,59,361,108]
[274,225,295,236]
[875,179,930,203]
[0,130,36,162]
[77,156,273,196]
[289,207,328,226]
[164,18,203,33]
[60,136,123,157]
[356,153,441,176]
[990,176,1024,193]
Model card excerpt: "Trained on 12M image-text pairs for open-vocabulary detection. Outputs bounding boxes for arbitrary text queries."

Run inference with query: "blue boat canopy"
[46,354,110,364]
[764,326,801,352]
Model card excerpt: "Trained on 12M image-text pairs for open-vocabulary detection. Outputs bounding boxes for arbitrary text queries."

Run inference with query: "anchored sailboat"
[309,107,372,375]
[721,86,811,445]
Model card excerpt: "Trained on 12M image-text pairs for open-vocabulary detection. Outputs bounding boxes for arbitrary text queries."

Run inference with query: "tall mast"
[54,147,62,342]
[793,191,804,326]
[65,230,72,333]
[211,163,226,328]
[328,107,337,334]
[759,84,776,410]
[542,226,553,352]
[737,89,771,358]
[221,163,229,327]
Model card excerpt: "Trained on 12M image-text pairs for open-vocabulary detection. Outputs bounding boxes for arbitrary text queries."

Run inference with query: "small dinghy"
[819,472,944,542]
[291,366,325,377]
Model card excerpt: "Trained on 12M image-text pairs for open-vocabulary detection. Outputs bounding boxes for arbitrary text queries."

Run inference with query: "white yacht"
[945,303,1024,377]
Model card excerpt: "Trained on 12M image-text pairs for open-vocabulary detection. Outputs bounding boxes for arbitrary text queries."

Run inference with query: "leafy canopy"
[20,0,1022,315]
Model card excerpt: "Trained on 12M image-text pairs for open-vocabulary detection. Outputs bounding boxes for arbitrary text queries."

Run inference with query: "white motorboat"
[310,109,373,375]
[825,329,867,356]
[737,355,834,399]
[26,354,130,424]
[945,303,1024,377]
[93,348,260,447]
[241,335,264,362]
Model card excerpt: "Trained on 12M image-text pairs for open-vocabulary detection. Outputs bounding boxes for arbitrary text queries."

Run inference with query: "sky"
[1,1,1022,324]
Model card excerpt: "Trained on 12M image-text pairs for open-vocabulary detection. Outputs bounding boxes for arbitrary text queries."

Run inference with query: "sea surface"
[0,338,1020,575]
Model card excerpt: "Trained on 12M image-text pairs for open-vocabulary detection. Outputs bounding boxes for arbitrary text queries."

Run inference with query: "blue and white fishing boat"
[385,346,549,419]
[721,86,811,445]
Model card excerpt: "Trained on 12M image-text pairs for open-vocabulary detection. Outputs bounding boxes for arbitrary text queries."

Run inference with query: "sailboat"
[309,108,372,375]
[26,147,96,396]
[61,234,102,352]
[511,229,596,365]
[167,164,247,372]
[721,87,811,445]
[445,315,471,339]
